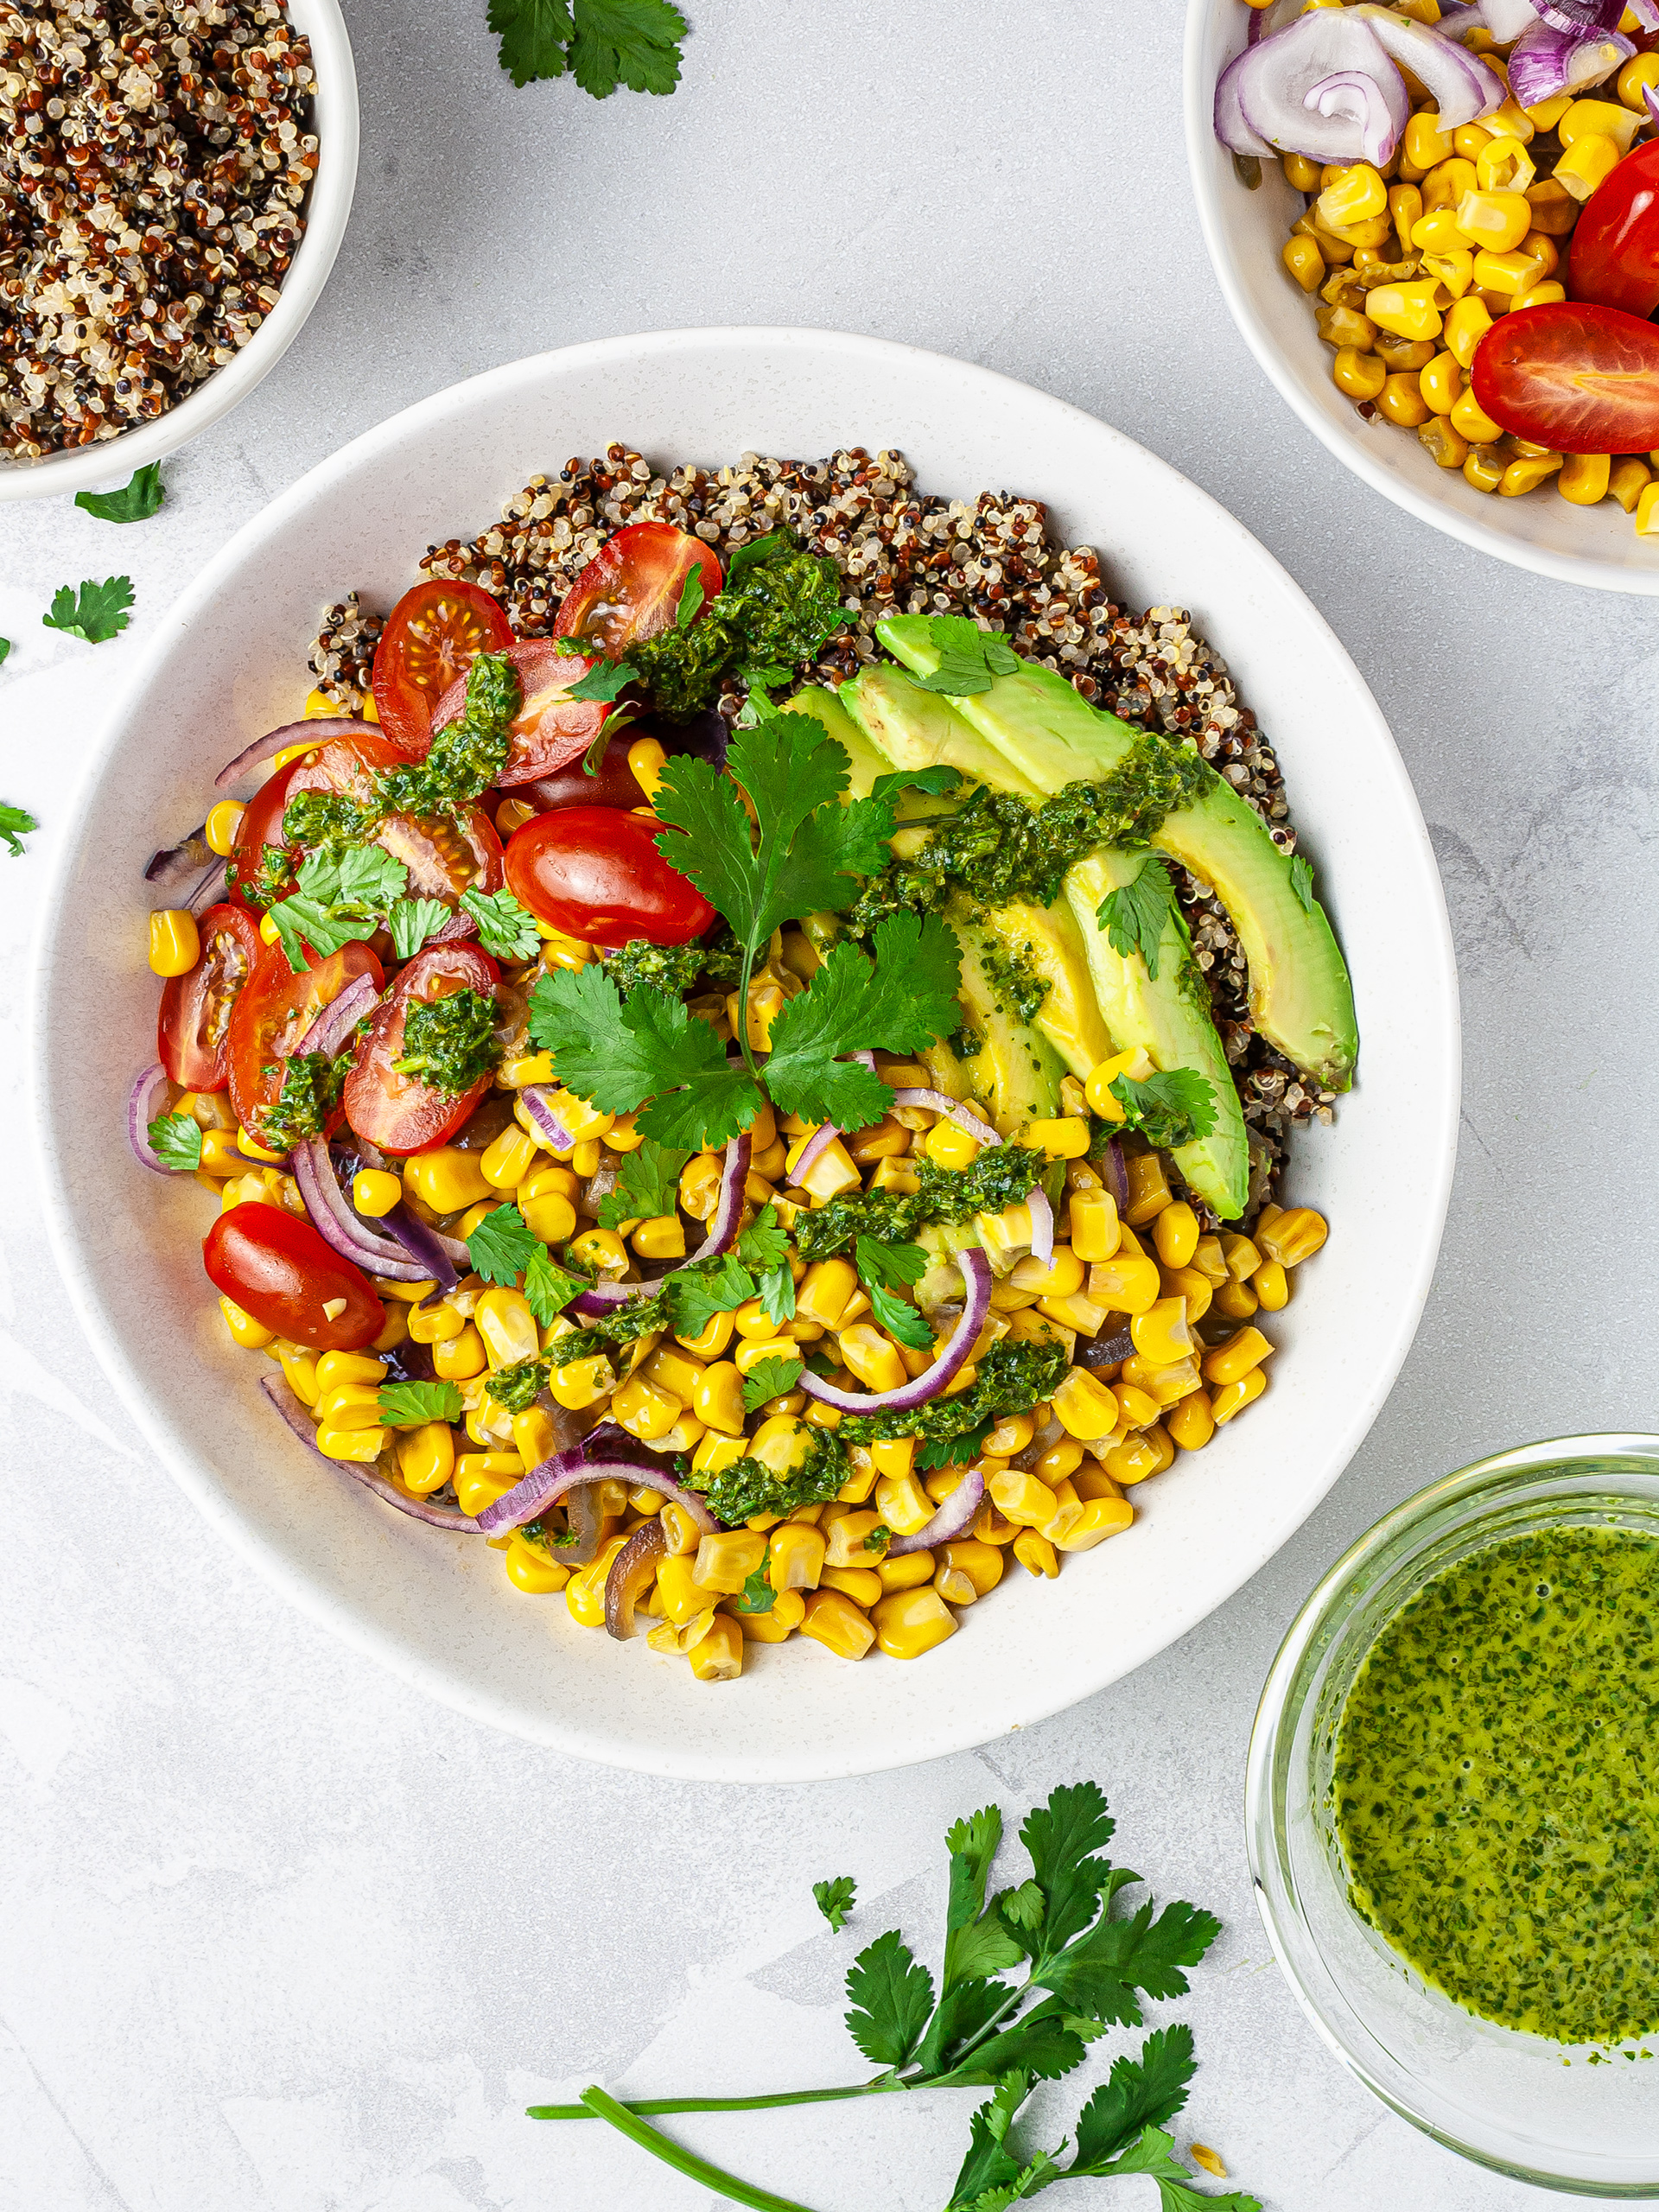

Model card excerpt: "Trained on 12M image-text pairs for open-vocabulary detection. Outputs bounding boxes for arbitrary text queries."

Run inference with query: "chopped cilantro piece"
[43,574,133,643]
[1289,852,1315,913]
[813,1874,856,1931]
[467,1203,541,1286]
[0,802,37,857]
[74,462,164,524]
[909,614,1020,696]
[460,883,542,960]
[147,1109,203,1171]
[1109,1070,1218,1152]
[1097,856,1183,982]
[388,897,450,959]
[596,1137,692,1231]
[377,1378,465,1427]
[742,1356,804,1413]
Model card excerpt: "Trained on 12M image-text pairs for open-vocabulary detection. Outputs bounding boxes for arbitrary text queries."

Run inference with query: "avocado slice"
[875,616,1358,1094]
[842,664,1248,1216]
[947,893,1065,1135]
[776,687,894,803]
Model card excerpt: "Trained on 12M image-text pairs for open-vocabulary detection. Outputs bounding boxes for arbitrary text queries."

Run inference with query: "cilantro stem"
[575,2084,822,2212]
[529,2081,905,2120]
[734,927,765,1084]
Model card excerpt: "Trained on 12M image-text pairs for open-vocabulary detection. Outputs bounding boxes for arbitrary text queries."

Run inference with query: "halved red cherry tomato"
[505,806,713,948]
[507,711,726,817]
[372,580,513,760]
[553,522,724,656]
[229,939,385,1145]
[204,1201,384,1350]
[1471,302,1659,454]
[431,639,613,789]
[1569,140,1659,318]
[227,755,303,911]
[343,941,500,1158]
[157,901,262,1090]
[283,728,505,913]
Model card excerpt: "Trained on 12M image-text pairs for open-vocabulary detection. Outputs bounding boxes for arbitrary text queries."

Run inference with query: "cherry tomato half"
[227,755,302,911]
[1471,301,1659,454]
[205,1200,384,1351]
[1569,140,1659,319]
[157,901,263,1090]
[504,806,713,948]
[343,940,500,1158]
[372,579,514,760]
[229,939,385,1147]
[508,710,727,817]
[284,728,505,914]
[431,639,612,789]
[552,522,724,656]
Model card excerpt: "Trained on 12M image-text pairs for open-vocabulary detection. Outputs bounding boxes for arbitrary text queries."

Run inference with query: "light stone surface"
[1,1,1651,2207]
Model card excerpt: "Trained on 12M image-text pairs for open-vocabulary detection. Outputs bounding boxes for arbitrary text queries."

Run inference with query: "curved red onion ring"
[144,825,212,891]
[1350,5,1500,125]
[1027,1186,1055,1268]
[129,1064,175,1175]
[291,970,380,1059]
[1533,0,1624,31]
[521,1084,580,1151]
[1216,10,1408,162]
[380,1200,467,1285]
[790,1121,842,1181]
[887,1468,988,1557]
[291,1140,434,1281]
[215,717,365,791]
[1304,68,1400,164]
[605,1517,667,1638]
[187,859,229,915]
[475,1444,721,1536]
[1508,15,1630,101]
[1101,1137,1129,1213]
[566,1130,752,1319]
[890,1088,1001,1147]
[261,1376,483,1530]
[800,1247,992,1414]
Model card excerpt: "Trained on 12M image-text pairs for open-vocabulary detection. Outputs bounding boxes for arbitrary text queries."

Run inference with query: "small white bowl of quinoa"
[0,0,357,499]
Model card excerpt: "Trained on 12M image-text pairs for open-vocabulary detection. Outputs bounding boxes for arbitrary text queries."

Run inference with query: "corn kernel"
[612,1370,683,1440]
[1367,281,1446,343]
[1068,1187,1121,1262]
[1049,1366,1120,1442]
[1618,51,1659,108]
[1560,95,1640,153]
[1283,233,1325,291]
[874,1471,935,1536]
[1166,1390,1216,1452]
[1333,347,1387,403]
[315,1423,386,1462]
[1454,188,1531,251]
[1023,1115,1090,1160]
[1204,1326,1275,1388]
[687,1616,744,1681]
[822,1563,884,1607]
[1056,1493,1135,1549]
[988,1467,1060,1527]
[838,1322,908,1394]
[1084,1250,1160,1314]
[769,1522,826,1592]
[431,1324,486,1381]
[1148,1203,1197,1271]
[278,1344,321,1406]
[1102,1426,1171,1487]
[203,798,245,857]
[1378,371,1432,427]
[1388,181,1423,240]
[1258,1206,1328,1266]
[476,1287,538,1370]
[823,1508,888,1567]
[1556,451,1611,507]
[799,1587,876,1660]
[1122,1149,1171,1224]
[404,1147,493,1215]
[1422,155,1478,213]
[1443,295,1493,371]
[1610,457,1652,513]
[149,908,200,976]
[924,1118,981,1171]
[1475,136,1535,194]
[454,1451,524,1517]
[1554,129,1621,200]
[1418,349,1462,416]
[480,1123,538,1192]
[867,1584,954,1659]
[693,1528,767,1594]
[1501,449,1563,495]
[1637,480,1659,535]
[1013,1529,1058,1578]
[1212,1366,1269,1426]
[1404,111,1454,172]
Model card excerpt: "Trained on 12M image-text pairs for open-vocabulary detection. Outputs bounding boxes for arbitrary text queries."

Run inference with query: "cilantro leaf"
[912,615,1020,696]
[676,564,706,630]
[868,1280,933,1351]
[489,0,572,83]
[526,964,758,1149]
[1017,1781,1122,1953]
[725,531,793,582]
[461,883,542,960]
[763,912,962,1122]
[332,843,410,909]
[736,1204,790,1271]
[1109,1069,1218,1153]
[944,2075,1039,2211]
[74,462,164,524]
[377,1378,465,1427]
[597,1138,693,1230]
[568,0,687,94]
[742,1356,804,1412]
[1032,1897,1220,2026]
[733,1566,774,1614]
[870,764,963,806]
[0,802,37,857]
[524,1243,586,1327]
[467,1203,542,1287]
[1289,852,1315,914]
[1098,856,1180,982]
[917,1415,993,1472]
[43,574,133,644]
[0,638,10,666]
[855,1236,927,1291]
[814,1874,856,1933]
[267,893,375,971]
[845,1929,935,2068]
[664,1254,754,1341]
[1070,2024,1198,2173]
[1087,2125,1262,2212]
[147,1110,202,1171]
[565,656,638,702]
[757,1262,796,1326]
[388,897,450,959]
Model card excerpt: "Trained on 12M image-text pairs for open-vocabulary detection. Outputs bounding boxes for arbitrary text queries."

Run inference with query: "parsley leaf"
[565,656,638,702]
[676,563,706,630]
[524,1243,586,1327]
[388,897,450,959]
[461,882,542,959]
[733,1566,774,1614]
[845,1929,936,2068]
[917,1414,994,1472]
[74,462,164,524]
[1098,856,1180,982]
[597,1138,693,1230]
[855,1236,928,1291]
[43,574,133,643]
[1289,853,1315,914]
[912,615,1020,696]
[467,1203,542,1287]
[0,802,36,857]
[736,1203,790,1271]
[664,1254,755,1341]
[814,1875,857,1933]
[527,963,758,1149]
[377,1378,465,1427]
[868,1280,934,1351]
[147,1110,202,1171]
[757,1262,796,1326]
[488,0,687,94]
[763,912,961,1123]
[742,1355,804,1413]
[1109,1069,1218,1152]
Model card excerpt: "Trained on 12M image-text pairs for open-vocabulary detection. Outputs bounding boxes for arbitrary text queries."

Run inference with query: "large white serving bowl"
[1185,0,1659,595]
[31,328,1459,1783]
[0,0,358,505]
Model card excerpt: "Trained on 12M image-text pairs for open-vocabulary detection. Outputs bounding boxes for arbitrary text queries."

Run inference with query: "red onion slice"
[605,1517,668,1638]
[1532,0,1624,31]
[261,1376,483,1530]
[1508,15,1630,101]
[521,1085,581,1151]
[380,1200,468,1285]
[187,859,229,916]
[291,1139,434,1281]
[887,1467,988,1556]
[1218,53,1276,150]
[790,1121,842,1181]
[890,1088,1001,1148]
[475,1443,721,1536]
[215,718,365,791]
[1216,10,1408,162]
[1303,68,1401,165]
[1350,6,1502,127]
[799,1247,992,1414]
[1027,1186,1055,1268]
[129,1064,176,1175]
[1101,1137,1129,1213]
[290,970,380,1059]
[564,1131,751,1319]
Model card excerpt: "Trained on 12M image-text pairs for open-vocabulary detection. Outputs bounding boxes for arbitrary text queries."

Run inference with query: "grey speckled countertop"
[3,3,1654,2207]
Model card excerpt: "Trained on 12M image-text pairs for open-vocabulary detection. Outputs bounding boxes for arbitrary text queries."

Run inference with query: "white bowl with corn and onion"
[33,330,1458,1781]
[1187,0,1659,592]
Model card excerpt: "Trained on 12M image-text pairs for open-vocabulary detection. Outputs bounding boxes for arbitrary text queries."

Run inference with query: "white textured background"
[3,2,1656,2208]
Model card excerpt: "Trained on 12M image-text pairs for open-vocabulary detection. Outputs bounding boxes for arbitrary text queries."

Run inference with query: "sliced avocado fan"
[875,616,1359,1097]
[841,665,1249,1219]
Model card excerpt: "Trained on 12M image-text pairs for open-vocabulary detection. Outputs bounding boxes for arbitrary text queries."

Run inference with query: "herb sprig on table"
[487,0,688,97]
[528,1780,1257,2212]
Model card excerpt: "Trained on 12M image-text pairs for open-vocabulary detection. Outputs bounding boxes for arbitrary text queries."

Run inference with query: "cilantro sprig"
[1098,855,1184,982]
[527,1780,1255,2212]
[0,802,37,858]
[268,844,411,971]
[1109,1070,1218,1153]
[596,1137,691,1230]
[74,462,164,524]
[43,574,133,643]
[487,0,688,97]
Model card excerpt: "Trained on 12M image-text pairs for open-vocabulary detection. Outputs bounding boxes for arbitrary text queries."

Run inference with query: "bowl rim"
[1245,1429,1659,2192]
[0,0,359,504]
[1180,0,1659,599]
[29,326,1463,1778]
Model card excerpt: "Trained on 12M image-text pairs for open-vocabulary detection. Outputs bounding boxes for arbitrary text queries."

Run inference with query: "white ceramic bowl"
[0,0,358,505]
[31,329,1460,1783]
[1185,0,1659,594]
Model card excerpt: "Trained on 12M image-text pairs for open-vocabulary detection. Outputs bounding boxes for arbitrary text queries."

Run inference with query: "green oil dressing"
[1333,1525,1659,2044]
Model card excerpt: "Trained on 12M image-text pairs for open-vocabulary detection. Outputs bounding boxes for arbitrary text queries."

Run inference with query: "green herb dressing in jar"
[1333,1523,1659,2044]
